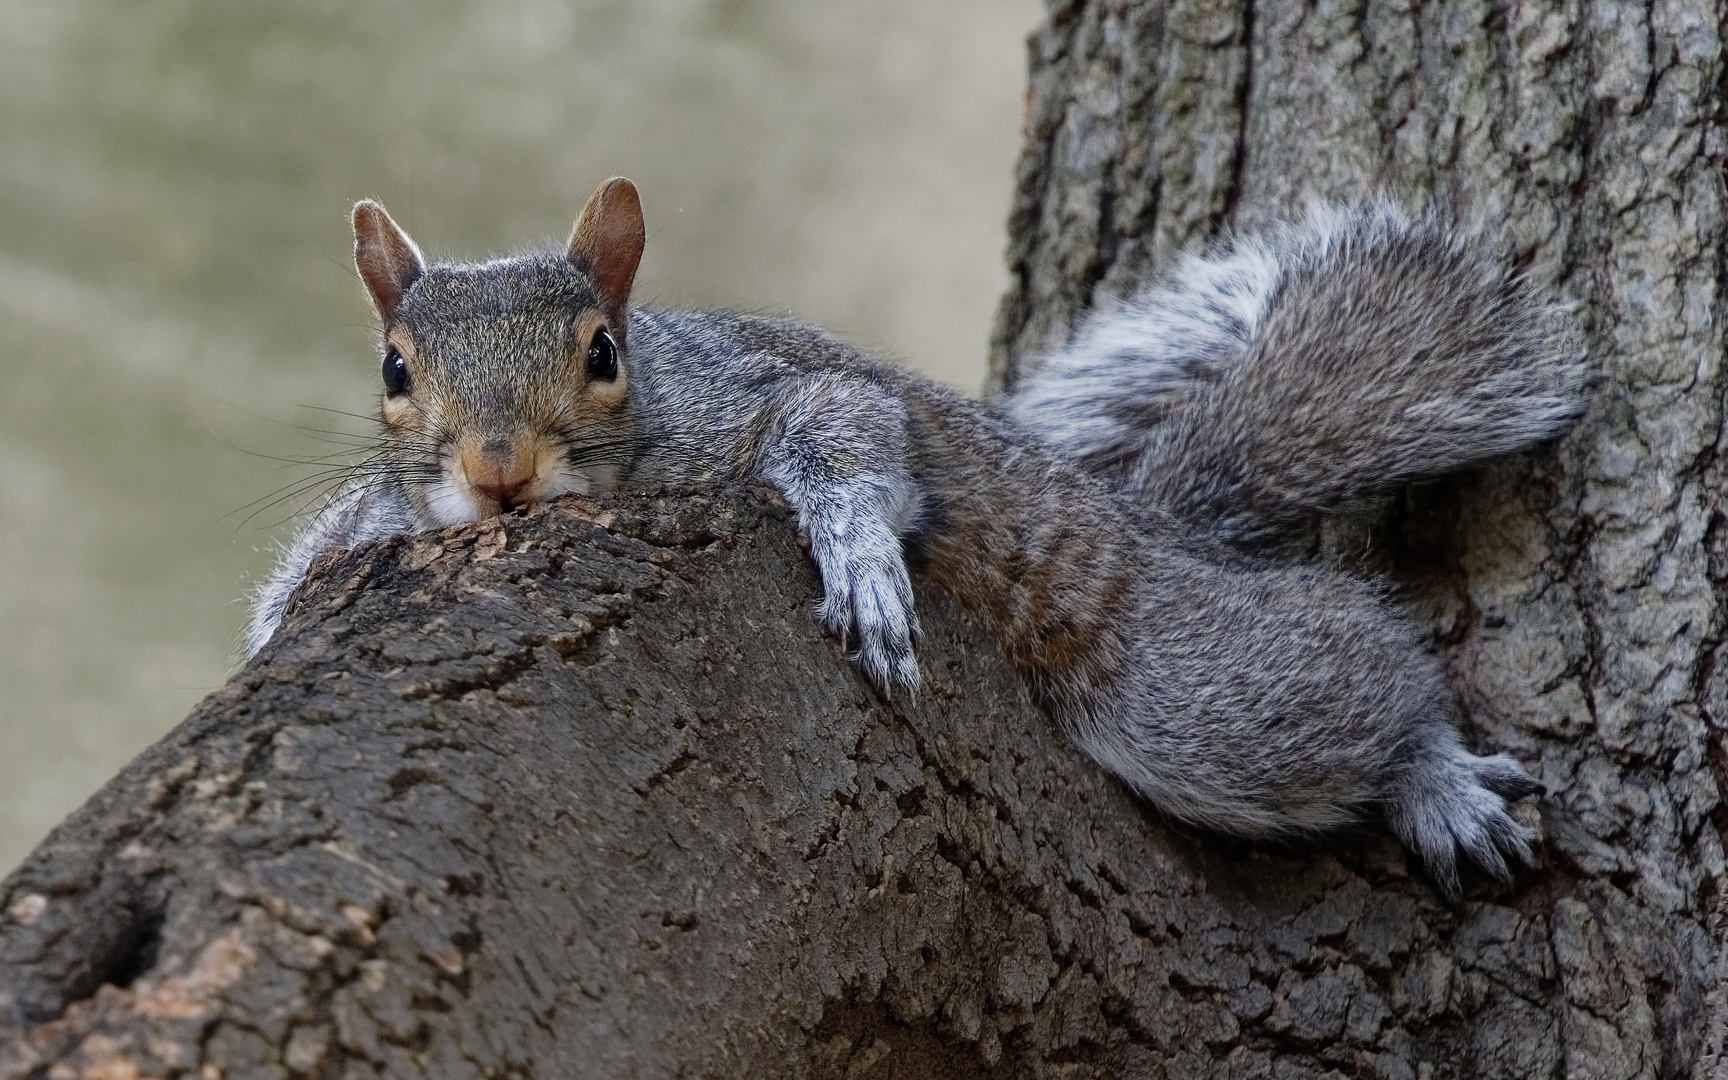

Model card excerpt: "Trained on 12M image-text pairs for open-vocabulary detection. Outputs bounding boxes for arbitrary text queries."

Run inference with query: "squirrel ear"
[352,200,425,323]
[566,177,645,316]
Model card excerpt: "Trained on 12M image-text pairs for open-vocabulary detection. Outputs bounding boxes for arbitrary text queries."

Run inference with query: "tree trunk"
[3,1,1724,1077]
[991,0,1727,1076]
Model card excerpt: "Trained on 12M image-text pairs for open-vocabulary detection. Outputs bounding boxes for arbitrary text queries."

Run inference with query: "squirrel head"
[351,177,646,526]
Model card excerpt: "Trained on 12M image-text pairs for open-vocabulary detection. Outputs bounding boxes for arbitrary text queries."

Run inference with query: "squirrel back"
[1005,202,1589,547]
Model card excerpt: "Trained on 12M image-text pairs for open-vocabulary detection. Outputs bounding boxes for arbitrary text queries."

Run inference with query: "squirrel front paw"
[803,521,922,693]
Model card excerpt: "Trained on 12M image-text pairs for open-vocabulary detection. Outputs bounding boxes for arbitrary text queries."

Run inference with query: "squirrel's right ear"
[352,200,425,323]
[566,177,645,317]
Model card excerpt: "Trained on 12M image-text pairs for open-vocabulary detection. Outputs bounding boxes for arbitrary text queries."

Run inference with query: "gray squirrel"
[246,178,1587,897]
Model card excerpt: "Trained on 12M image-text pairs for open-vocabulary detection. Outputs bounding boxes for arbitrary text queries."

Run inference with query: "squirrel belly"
[246,482,418,658]
[245,182,1583,898]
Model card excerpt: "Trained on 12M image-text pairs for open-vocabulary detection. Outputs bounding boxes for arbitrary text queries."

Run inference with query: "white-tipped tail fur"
[1007,201,1590,546]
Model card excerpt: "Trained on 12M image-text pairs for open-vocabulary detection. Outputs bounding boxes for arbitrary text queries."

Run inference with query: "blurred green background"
[0,0,1039,872]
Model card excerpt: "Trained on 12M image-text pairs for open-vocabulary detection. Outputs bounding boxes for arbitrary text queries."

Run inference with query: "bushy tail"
[1006,202,1589,546]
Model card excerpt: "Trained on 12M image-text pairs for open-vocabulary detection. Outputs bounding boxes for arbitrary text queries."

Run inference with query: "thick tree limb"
[0,484,1647,1079]
[1,480,1708,1079]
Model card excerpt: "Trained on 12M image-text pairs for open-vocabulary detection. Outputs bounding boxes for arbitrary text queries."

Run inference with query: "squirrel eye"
[382,349,409,396]
[587,328,618,382]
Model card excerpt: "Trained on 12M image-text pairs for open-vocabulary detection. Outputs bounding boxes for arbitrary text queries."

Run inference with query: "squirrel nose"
[473,474,531,509]
[465,440,536,510]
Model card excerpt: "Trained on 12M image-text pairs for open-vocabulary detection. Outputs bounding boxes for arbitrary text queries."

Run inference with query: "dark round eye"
[587,328,618,382]
[382,349,409,396]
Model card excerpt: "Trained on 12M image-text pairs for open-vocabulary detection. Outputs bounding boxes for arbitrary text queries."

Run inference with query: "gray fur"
[246,482,417,657]
[1007,201,1589,546]
[628,308,928,690]
[246,200,1584,898]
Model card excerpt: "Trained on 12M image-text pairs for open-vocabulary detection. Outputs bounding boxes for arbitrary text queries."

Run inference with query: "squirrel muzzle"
[453,434,555,514]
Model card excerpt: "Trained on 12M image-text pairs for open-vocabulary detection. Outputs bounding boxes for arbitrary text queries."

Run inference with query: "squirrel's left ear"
[352,200,425,323]
[566,177,645,318]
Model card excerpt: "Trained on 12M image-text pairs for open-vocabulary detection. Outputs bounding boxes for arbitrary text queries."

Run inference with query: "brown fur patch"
[452,432,539,504]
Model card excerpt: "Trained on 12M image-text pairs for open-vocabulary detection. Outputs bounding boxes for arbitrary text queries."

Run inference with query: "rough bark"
[1,490,1064,1079]
[2,0,1724,1077]
[2,484,1544,1080]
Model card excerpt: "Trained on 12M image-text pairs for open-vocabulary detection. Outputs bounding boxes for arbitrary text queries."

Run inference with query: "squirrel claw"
[1387,747,1539,900]
[809,538,922,694]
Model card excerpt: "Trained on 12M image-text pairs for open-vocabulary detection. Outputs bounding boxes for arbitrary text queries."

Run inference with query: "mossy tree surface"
[2,0,1725,1076]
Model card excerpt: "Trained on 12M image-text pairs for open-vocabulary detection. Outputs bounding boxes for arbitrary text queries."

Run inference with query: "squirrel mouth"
[434,436,562,522]
[425,459,615,526]
[425,457,543,525]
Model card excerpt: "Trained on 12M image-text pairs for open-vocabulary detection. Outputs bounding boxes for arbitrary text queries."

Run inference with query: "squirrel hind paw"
[1474,752,1544,799]
[1387,750,1539,900]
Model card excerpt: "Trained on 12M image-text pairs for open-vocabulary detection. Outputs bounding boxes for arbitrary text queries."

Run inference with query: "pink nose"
[463,439,536,509]
[473,475,531,508]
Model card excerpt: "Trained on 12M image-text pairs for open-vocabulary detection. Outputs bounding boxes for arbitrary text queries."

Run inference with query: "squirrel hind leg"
[1385,742,1538,899]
